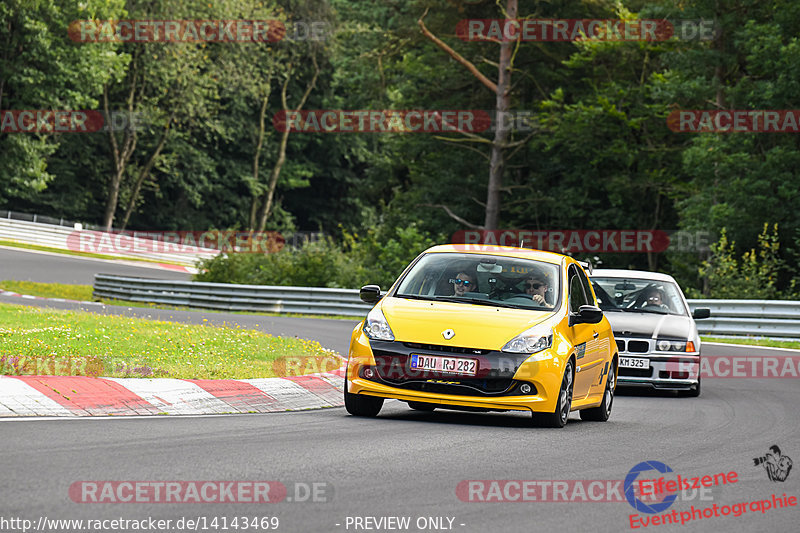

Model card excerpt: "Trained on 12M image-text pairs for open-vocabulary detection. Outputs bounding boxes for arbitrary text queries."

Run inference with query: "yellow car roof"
[422,244,567,265]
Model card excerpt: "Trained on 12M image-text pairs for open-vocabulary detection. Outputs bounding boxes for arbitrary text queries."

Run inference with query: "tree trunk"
[256,56,319,232]
[249,92,271,232]
[256,79,292,233]
[484,0,517,231]
[102,77,138,231]
[418,1,517,230]
[119,112,174,229]
[103,166,125,231]
[646,194,662,271]
[256,128,289,233]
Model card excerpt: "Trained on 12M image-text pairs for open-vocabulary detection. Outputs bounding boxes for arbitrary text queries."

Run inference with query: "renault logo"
[442,329,455,340]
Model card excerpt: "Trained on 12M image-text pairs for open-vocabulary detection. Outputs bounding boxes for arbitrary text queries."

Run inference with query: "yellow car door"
[575,265,613,401]
[567,265,598,401]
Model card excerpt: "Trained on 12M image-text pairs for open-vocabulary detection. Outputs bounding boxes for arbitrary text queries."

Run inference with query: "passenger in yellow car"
[452,272,476,296]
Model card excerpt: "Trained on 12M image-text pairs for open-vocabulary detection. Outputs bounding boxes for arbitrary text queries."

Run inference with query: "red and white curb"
[1,289,346,416]
[0,370,344,417]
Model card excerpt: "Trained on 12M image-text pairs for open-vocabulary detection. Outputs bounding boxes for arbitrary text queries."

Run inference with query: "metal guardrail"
[0,218,216,266]
[1,209,90,229]
[687,299,800,339]
[93,275,800,334]
[0,210,325,254]
[93,274,373,317]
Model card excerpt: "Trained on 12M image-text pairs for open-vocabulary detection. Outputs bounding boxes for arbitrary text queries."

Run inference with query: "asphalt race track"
[0,246,191,284]
[1,249,798,532]
[2,369,798,533]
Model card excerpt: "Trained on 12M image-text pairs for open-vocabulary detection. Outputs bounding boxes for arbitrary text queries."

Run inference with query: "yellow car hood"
[380,297,553,351]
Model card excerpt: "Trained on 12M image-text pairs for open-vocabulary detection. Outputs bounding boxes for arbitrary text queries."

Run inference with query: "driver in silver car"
[643,288,670,312]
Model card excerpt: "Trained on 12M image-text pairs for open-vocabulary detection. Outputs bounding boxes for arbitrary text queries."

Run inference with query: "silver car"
[588,269,710,397]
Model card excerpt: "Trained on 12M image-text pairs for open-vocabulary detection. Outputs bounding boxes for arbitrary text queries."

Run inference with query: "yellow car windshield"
[395,252,560,310]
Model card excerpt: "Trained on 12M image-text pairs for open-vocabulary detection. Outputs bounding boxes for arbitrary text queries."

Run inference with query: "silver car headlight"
[502,325,553,354]
[363,307,395,341]
[656,339,688,352]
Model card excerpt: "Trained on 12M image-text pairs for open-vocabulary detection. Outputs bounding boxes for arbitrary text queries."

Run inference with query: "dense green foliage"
[695,224,785,299]
[196,223,434,288]
[2,0,800,295]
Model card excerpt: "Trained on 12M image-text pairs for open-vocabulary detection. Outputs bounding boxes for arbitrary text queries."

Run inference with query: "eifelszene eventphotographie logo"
[754,445,793,482]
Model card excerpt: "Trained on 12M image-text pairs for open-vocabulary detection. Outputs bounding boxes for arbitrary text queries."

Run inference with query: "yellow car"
[345,244,618,427]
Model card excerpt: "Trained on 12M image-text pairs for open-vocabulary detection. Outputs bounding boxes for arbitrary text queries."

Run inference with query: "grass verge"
[701,336,800,350]
[0,280,94,301]
[0,303,342,379]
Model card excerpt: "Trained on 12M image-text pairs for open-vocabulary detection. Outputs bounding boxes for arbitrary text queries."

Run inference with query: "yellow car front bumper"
[346,328,569,414]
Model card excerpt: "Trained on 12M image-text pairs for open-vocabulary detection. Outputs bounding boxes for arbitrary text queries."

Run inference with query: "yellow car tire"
[580,363,616,422]
[344,379,384,417]
[408,401,436,412]
[532,360,574,428]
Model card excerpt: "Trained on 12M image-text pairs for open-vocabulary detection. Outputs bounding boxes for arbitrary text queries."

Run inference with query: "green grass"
[0,239,186,266]
[0,280,94,301]
[701,336,800,350]
[0,303,343,379]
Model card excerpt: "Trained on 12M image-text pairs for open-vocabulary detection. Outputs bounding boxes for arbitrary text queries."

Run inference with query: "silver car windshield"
[590,277,688,316]
[395,252,560,311]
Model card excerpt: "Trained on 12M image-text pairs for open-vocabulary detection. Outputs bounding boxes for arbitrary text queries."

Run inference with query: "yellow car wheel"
[580,362,616,421]
[408,401,436,412]
[532,360,574,428]
[344,379,384,417]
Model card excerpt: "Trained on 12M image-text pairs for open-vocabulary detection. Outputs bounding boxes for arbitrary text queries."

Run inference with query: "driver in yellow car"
[525,274,552,307]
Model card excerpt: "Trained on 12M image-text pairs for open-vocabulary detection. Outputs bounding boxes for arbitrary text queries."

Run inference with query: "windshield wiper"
[621,307,667,315]
[395,294,436,301]
[432,296,529,309]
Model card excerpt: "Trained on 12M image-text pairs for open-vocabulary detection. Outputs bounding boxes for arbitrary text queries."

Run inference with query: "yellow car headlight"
[501,325,553,354]
[363,307,395,341]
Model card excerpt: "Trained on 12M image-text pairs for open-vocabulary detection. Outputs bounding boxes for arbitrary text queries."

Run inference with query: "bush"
[699,224,782,299]
[195,223,436,289]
